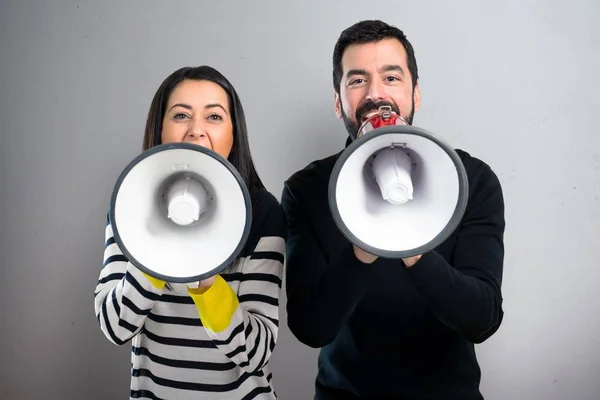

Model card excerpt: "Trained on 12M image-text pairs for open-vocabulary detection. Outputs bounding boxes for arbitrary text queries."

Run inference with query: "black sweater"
[281,139,505,399]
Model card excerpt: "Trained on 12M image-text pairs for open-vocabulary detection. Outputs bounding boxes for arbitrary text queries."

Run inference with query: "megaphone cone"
[328,106,469,259]
[109,142,252,283]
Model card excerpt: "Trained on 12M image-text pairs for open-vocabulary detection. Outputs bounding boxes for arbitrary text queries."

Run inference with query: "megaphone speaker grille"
[109,143,252,283]
[329,125,469,259]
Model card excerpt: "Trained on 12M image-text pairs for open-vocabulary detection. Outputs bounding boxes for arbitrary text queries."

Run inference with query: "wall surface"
[1,0,599,399]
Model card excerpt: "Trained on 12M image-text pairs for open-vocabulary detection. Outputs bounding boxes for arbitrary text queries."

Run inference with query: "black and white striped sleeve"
[94,214,164,346]
[192,192,287,373]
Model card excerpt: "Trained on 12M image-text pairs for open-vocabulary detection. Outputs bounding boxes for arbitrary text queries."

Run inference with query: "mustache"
[355,100,400,121]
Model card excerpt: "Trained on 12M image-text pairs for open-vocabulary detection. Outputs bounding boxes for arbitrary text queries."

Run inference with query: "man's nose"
[366,79,386,101]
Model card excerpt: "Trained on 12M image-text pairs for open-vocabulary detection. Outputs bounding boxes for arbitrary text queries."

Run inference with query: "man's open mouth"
[360,110,378,122]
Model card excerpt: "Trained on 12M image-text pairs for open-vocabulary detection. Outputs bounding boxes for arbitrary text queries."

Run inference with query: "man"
[281,20,505,399]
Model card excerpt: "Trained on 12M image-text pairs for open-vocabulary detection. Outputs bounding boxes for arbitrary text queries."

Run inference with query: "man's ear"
[334,90,342,119]
[413,82,421,113]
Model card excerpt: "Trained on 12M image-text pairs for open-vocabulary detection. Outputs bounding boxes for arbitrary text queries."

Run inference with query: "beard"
[341,98,414,140]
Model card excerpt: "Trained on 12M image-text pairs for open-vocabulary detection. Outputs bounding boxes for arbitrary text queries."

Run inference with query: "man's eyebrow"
[345,68,368,79]
[345,65,406,79]
[380,64,406,77]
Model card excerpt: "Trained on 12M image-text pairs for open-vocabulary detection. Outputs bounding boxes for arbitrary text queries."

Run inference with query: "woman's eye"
[173,113,189,120]
[208,114,223,121]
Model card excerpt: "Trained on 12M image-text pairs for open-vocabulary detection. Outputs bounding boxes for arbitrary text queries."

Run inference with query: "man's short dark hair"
[332,20,419,94]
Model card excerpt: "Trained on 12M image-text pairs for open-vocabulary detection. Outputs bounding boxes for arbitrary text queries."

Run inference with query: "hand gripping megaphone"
[109,142,252,283]
[328,106,469,259]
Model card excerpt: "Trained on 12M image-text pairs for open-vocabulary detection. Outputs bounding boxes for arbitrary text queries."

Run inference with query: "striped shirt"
[94,190,287,399]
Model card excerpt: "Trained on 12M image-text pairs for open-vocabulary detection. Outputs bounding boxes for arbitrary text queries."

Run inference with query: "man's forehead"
[341,38,408,72]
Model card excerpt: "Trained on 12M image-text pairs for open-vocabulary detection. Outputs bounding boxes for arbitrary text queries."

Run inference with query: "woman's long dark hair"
[142,65,266,199]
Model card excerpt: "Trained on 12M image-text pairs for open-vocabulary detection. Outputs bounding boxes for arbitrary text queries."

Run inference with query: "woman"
[94,66,287,399]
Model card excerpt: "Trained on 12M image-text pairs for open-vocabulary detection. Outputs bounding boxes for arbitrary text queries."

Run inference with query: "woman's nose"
[187,131,206,139]
[187,122,206,139]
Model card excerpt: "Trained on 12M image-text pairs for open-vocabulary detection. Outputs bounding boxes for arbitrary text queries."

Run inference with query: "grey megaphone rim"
[328,125,469,259]
[109,142,253,283]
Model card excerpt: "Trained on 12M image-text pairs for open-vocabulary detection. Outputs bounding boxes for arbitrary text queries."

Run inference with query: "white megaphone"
[109,142,252,283]
[328,106,469,259]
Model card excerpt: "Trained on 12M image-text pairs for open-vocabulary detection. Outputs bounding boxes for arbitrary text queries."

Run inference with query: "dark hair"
[142,65,266,199]
[332,20,419,94]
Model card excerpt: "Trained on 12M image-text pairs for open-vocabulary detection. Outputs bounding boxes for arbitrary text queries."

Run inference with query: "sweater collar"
[345,135,353,148]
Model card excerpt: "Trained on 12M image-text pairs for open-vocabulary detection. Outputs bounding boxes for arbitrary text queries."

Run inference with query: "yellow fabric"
[188,275,239,332]
[142,272,166,289]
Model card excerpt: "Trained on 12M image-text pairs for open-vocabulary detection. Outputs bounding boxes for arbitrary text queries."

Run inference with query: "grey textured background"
[1,0,599,399]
